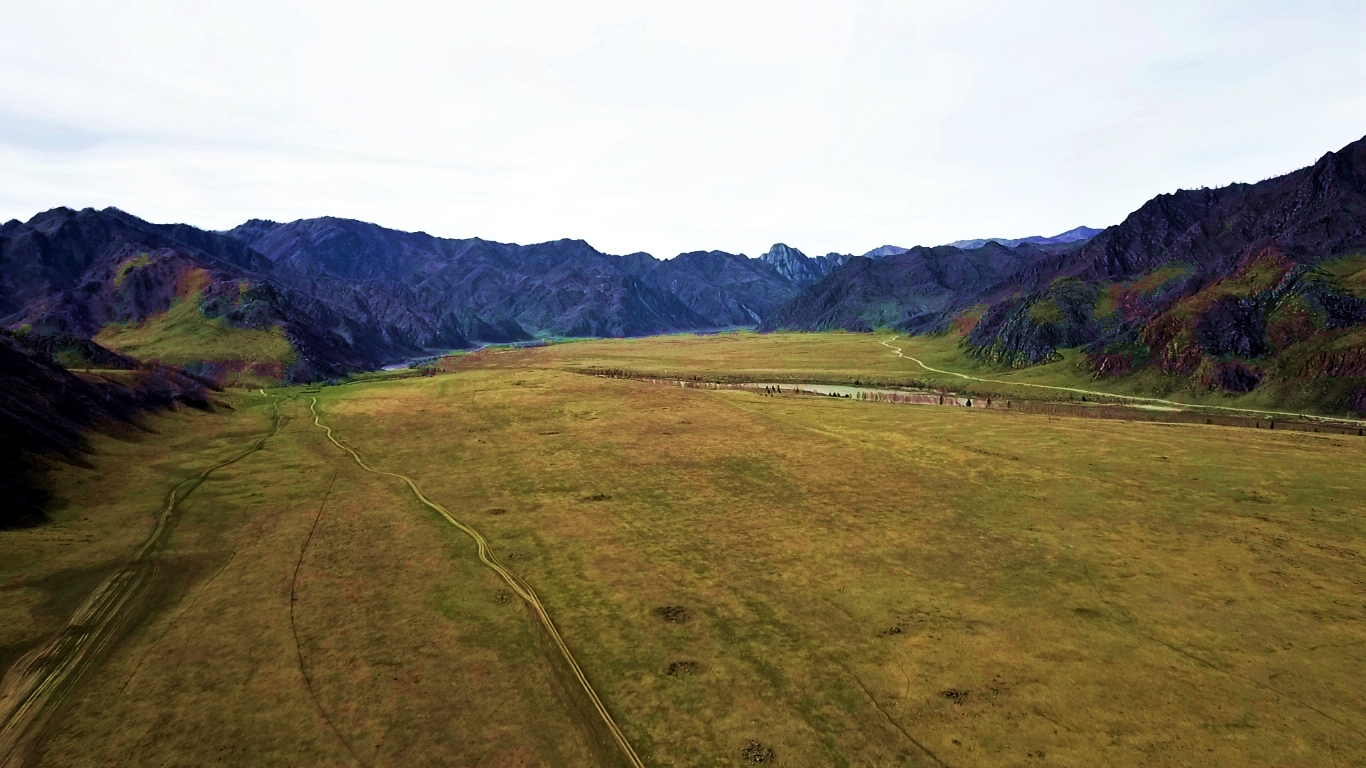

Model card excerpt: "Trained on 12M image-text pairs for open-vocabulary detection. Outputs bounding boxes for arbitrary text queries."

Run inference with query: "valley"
[4,335,1364,766]
[4,9,1361,766]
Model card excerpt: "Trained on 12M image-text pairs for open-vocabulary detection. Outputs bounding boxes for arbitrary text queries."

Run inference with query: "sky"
[1,1,1363,259]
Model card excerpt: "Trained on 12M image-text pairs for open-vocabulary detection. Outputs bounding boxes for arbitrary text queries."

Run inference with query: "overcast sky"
[1,1,1362,258]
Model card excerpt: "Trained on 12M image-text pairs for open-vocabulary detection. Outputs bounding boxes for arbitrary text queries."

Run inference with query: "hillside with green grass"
[95,267,295,387]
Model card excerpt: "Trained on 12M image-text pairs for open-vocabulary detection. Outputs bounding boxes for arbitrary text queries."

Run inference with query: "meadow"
[455,330,1364,420]
[3,333,1364,766]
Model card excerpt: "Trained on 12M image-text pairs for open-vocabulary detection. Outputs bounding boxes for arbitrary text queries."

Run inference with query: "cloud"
[0,0,1361,257]
[0,112,108,152]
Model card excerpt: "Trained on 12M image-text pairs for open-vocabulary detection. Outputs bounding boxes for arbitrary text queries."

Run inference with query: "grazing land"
[3,333,1365,766]
[456,331,1365,420]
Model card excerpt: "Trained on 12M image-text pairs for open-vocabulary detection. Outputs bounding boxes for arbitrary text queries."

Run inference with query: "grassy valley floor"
[3,334,1364,766]
[461,331,1364,420]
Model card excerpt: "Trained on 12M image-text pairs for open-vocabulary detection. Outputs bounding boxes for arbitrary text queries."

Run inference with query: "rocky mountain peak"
[222,218,283,246]
[759,243,847,286]
[861,245,908,258]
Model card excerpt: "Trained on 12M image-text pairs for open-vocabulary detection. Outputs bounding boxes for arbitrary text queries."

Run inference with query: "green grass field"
[4,334,1364,766]
[451,331,1363,419]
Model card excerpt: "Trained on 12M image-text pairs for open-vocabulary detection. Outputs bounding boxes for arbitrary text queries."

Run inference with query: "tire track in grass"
[308,397,645,768]
[881,335,1366,426]
[844,666,949,767]
[288,469,367,766]
[0,394,287,768]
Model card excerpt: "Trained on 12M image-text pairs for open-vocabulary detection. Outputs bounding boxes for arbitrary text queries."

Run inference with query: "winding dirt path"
[308,398,644,768]
[881,335,1366,426]
[0,394,287,768]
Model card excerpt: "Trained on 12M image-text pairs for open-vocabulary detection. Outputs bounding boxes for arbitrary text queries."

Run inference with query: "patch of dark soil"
[941,688,970,704]
[486,507,507,515]
[988,675,1009,697]
[581,493,611,502]
[740,740,776,764]
[666,660,700,677]
[506,551,530,561]
[653,605,690,623]
[1073,607,1102,618]
[884,608,958,637]
[494,590,511,605]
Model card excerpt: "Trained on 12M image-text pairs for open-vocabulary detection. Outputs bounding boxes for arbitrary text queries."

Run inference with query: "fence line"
[574,368,1365,437]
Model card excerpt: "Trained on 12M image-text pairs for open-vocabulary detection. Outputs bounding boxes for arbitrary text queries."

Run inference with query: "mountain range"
[0,210,885,382]
[764,136,1366,413]
[946,226,1103,250]
[3,135,1364,413]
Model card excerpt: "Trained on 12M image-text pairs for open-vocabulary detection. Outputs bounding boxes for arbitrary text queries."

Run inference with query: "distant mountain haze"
[945,226,1103,250]
[861,245,911,258]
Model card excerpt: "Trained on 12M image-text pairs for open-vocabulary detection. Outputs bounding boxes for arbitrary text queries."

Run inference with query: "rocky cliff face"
[757,243,848,286]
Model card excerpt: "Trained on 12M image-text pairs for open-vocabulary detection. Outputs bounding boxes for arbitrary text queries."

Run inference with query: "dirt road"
[881,335,1366,426]
[307,397,645,768]
[0,395,286,768]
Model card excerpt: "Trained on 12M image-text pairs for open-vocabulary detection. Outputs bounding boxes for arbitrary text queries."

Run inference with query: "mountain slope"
[860,245,909,258]
[759,242,1071,333]
[0,330,208,527]
[1073,139,1366,280]
[621,250,797,326]
[0,207,463,381]
[956,135,1366,412]
[4,210,822,381]
[228,217,810,333]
